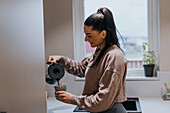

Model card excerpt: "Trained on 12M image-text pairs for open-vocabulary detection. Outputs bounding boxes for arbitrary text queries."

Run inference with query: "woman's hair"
[84,7,124,66]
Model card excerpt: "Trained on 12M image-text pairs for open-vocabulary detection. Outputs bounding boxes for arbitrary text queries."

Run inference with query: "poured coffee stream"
[57,79,60,86]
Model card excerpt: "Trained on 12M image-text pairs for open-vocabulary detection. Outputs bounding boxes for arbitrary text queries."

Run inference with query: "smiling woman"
[47,7,127,113]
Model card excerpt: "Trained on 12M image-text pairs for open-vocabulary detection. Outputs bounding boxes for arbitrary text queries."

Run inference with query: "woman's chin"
[90,44,96,48]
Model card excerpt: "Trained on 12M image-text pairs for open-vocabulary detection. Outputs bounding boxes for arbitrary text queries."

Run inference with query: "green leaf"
[142,42,156,65]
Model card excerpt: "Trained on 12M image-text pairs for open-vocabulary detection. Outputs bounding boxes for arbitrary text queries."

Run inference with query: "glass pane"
[84,0,148,61]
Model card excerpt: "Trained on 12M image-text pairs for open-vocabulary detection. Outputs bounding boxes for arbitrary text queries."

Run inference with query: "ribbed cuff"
[71,95,78,105]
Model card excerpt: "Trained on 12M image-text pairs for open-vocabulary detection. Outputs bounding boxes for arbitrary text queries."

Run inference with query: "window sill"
[75,75,160,81]
[126,69,160,81]
[75,70,160,81]
[126,75,160,81]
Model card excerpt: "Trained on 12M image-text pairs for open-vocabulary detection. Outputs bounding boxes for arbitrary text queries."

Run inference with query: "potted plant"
[142,42,156,77]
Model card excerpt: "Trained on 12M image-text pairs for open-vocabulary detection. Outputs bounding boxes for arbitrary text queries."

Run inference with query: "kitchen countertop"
[139,98,170,113]
[47,97,170,113]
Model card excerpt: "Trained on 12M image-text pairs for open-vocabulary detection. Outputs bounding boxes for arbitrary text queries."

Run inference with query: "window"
[73,0,159,78]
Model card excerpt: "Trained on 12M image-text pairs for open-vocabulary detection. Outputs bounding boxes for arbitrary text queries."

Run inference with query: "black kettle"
[46,63,65,84]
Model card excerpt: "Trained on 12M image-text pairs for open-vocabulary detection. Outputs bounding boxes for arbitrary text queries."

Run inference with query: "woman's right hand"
[46,55,62,64]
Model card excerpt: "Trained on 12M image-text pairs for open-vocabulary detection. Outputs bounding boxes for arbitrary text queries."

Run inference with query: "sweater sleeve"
[71,70,123,112]
[58,56,90,77]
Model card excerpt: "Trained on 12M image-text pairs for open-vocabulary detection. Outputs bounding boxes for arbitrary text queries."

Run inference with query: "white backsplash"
[126,71,170,97]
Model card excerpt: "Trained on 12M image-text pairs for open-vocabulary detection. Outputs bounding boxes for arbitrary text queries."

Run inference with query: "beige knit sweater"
[59,45,127,112]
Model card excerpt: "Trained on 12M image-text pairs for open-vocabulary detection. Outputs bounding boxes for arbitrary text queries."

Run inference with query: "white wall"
[0,0,46,113]
[44,0,170,97]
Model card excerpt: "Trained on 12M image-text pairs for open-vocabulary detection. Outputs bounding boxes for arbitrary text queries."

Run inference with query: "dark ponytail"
[84,7,124,66]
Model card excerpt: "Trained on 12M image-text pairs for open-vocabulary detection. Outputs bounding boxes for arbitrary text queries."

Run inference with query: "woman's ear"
[101,30,107,39]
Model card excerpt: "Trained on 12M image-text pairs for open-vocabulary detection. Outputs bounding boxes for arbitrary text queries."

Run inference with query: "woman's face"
[84,25,106,49]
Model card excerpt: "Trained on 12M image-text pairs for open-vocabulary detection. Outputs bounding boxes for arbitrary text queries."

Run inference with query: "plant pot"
[143,64,155,77]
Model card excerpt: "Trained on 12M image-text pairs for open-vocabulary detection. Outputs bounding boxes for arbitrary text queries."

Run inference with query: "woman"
[47,7,127,113]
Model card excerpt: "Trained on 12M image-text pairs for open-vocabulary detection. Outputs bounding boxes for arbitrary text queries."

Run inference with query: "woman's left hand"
[55,91,74,104]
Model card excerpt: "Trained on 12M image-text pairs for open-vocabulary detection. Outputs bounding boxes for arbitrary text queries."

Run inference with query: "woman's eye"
[87,36,91,38]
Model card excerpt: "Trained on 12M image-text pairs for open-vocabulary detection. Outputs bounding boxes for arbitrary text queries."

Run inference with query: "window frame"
[72,0,85,61]
[72,0,159,80]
